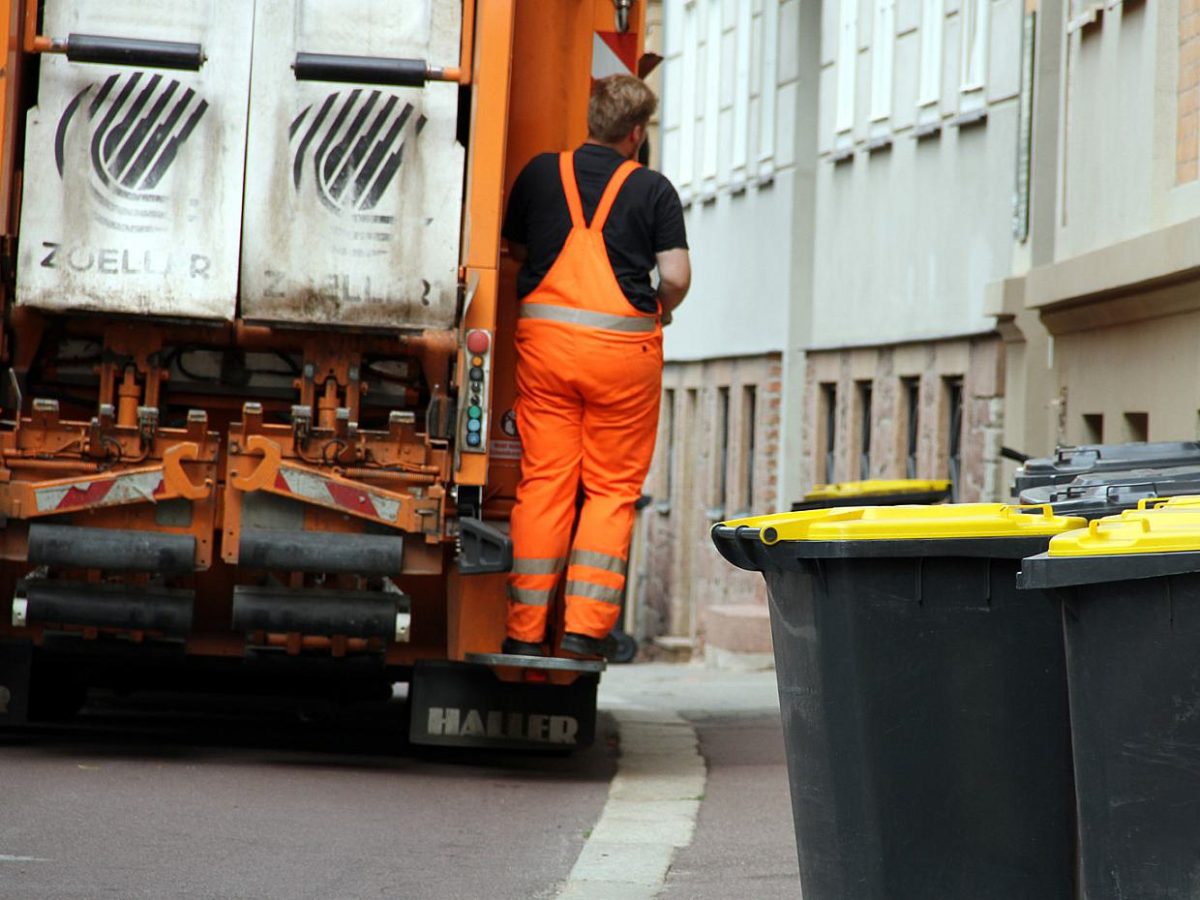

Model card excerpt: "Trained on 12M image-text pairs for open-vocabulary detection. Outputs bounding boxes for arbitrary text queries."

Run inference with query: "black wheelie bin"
[791,479,952,511]
[712,504,1085,900]
[1017,465,1200,519]
[1019,502,1200,900]
[1013,441,1200,496]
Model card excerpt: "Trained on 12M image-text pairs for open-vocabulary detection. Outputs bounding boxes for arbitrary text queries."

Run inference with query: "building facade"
[640,0,1200,661]
[1014,0,1200,457]
[631,0,819,663]
[794,0,1029,500]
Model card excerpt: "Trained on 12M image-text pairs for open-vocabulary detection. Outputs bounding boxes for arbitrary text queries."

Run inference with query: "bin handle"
[1136,497,1172,511]
[1009,503,1056,520]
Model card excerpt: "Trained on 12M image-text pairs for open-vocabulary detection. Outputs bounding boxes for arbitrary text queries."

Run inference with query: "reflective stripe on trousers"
[520,303,657,333]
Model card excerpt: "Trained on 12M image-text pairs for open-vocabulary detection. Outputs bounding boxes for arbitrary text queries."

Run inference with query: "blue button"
[466,433,481,447]
[467,419,481,432]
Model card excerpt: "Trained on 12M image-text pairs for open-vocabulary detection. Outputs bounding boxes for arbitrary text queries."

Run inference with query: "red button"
[466,331,490,354]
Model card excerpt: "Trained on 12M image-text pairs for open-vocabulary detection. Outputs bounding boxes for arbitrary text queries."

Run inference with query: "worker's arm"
[507,241,528,263]
[656,248,691,325]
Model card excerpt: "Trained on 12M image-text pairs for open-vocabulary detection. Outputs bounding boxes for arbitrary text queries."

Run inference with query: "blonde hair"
[587,75,657,144]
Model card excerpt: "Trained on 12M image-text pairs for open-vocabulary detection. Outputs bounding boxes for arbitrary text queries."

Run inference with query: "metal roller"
[232,585,410,642]
[15,580,194,638]
[29,524,196,575]
[292,52,429,87]
[239,528,404,575]
[65,34,205,71]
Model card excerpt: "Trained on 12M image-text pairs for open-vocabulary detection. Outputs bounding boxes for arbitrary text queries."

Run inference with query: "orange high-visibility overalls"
[506,152,663,644]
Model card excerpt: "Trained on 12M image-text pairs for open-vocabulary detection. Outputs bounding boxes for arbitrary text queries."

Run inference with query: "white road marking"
[0,855,51,863]
[556,704,705,899]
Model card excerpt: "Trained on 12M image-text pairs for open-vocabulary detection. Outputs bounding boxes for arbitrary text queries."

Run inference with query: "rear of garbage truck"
[0,0,641,750]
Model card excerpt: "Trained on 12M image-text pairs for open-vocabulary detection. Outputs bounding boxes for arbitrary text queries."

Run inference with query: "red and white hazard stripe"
[272,465,401,523]
[35,471,166,514]
[592,30,639,80]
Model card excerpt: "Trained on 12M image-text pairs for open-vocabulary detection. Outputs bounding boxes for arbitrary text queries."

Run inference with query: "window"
[820,383,838,483]
[758,0,780,179]
[701,0,722,195]
[856,380,873,479]
[903,377,920,477]
[869,0,895,125]
[1123,412,1149,443]
[731,0,753,187]
[677,0,699,197]
[717,386,730,511]
[945,377,964,500]
[1082,413,1103,444]
[960,0,988,110]
[742,386,757,513]
[835,0,858,136]
[917,0,943,120]
[663,388,677,502]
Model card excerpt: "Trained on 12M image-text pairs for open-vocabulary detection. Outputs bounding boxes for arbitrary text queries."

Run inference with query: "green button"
[468,406,482,419]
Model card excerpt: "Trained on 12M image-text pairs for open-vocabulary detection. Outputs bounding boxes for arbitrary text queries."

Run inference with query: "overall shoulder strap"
[589,160,641,232]
[558,152,586,229]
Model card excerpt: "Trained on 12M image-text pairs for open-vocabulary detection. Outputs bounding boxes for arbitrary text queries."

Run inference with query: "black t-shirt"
[502,144,688,314]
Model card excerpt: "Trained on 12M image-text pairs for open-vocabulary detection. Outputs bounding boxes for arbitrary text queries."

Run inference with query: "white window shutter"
[835,0,858,134]
[869,0,895,122]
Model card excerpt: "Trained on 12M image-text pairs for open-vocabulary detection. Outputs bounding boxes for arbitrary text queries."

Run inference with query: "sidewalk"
[558,662,800,899]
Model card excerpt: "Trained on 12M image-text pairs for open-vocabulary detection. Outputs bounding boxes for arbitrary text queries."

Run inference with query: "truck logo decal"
[55,72,209,234]
[289,90,426,234]
[425,706,580,745]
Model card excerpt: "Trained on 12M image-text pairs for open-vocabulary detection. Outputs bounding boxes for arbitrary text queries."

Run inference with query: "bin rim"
[801,479,952,501]
[714,504,1084,570]
[726,503,1083,545]
[1019,548,1200,589]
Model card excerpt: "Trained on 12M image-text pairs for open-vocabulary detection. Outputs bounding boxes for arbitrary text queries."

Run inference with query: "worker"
[500,74,691,658]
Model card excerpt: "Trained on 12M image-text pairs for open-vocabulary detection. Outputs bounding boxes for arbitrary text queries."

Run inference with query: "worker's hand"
[661,307,673,327]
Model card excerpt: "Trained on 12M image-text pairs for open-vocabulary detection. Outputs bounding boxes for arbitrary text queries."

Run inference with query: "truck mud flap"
[409,660,598,752]
[0,642,33,726]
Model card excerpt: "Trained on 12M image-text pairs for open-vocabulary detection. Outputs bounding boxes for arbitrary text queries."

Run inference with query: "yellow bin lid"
[728,503,1084,545]
[803,479,952,501]
[1049,506,1200,557]
[1146,495,1200,510]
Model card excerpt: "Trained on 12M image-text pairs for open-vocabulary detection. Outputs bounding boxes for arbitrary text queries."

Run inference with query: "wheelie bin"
[712,504,1085,900]
[1013,441,1200,496]
[1019,504,1200,900]
[791,478,951,511]
[1017,465,1200,519]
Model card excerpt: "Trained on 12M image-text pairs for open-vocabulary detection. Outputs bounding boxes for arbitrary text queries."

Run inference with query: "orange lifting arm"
[0,443,210,518]
[232,435,442,535]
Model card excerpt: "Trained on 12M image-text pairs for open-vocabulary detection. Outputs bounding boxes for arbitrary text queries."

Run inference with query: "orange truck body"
[0,0,646,749]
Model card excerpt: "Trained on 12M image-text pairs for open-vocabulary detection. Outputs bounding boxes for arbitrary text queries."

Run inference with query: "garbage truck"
[0,0,644,750]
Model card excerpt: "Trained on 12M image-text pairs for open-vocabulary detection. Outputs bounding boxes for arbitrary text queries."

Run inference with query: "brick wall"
[800,334,1005,501]
[633,353,782,648]
[1180,0,1200,183]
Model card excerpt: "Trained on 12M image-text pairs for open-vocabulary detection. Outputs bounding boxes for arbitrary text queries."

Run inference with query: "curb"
[555,708,705,899]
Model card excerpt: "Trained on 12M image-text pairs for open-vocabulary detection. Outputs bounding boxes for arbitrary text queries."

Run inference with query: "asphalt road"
[0,690,616,899]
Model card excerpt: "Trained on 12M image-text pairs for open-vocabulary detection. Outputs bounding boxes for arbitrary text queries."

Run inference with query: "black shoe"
[559,632,607,658]
[501,637,544,657]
